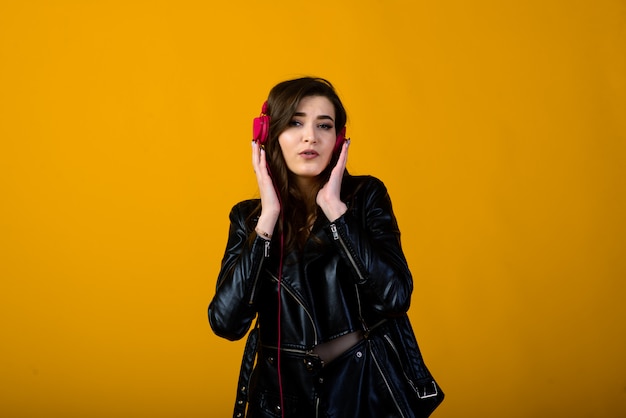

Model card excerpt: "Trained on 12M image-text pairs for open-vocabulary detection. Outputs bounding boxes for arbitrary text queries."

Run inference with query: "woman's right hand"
[252,141,280,236]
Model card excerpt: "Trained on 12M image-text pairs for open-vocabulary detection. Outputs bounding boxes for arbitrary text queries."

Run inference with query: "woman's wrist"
[322,201,348,223]
[255,227,272,240]
[255,213,278,240]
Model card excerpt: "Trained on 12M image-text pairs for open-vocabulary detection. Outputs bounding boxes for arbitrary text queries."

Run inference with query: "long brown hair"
[252,77,348,253]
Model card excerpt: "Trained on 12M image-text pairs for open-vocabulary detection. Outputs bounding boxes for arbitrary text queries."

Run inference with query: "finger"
[334,140,349,174]
[252,141,260,171]
[259,147,270,177]
[338,139,348,165]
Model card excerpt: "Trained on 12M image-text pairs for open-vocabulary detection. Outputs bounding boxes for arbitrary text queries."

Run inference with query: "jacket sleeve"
[327,177,413,316]
[208,202,268,341]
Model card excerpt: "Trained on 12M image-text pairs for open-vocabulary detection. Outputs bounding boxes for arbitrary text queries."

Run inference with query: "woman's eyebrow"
[293,112,335,122]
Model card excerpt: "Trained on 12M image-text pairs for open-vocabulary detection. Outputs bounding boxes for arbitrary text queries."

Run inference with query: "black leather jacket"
[209,174,413,416]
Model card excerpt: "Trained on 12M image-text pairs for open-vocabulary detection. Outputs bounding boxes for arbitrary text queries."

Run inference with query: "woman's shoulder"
[343,173,388,196]
[229,199,260,222]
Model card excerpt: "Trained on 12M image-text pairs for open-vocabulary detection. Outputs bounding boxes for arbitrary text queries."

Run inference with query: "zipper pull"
[330,224,339,240]
[264,240,270,257]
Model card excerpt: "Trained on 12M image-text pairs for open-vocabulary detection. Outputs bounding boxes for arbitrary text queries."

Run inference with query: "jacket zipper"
[330,223,366,283]
[383,334,419,394]
[248,240,270,306]
[269,272,318,345]
[368,340,407,418]
[262,344,316,356]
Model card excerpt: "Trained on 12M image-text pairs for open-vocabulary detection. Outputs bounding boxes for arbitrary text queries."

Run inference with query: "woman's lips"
[299,150,319,159]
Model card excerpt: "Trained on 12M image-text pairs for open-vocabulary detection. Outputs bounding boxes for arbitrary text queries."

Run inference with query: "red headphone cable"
[276,212,285,418]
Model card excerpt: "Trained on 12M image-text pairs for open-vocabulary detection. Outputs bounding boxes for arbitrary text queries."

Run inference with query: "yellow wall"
[1,1,624,417]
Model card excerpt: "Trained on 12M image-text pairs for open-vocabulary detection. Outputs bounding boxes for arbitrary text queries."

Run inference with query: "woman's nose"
[303,125,316,142]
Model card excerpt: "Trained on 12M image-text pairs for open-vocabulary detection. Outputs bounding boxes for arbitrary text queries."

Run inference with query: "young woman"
[209,78,438,417]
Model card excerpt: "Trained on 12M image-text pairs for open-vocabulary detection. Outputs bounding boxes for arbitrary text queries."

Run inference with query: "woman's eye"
[318,123,333,130]
[288,120,302,127]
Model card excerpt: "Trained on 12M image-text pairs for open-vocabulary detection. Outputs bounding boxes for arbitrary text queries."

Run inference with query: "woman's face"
[278,95,337,186]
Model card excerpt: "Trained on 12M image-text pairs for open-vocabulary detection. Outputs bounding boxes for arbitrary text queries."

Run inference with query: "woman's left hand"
[317,140,349,222]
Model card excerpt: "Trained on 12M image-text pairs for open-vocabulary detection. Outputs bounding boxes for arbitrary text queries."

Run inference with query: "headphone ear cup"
[253,101,270,145]
[334,126,347,153]
[253,114,270,145]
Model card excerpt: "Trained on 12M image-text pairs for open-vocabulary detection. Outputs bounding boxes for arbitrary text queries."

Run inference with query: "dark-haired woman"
[209,77,422,418]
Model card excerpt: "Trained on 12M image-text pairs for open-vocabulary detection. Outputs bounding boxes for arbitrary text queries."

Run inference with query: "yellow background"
[1,1,625,417]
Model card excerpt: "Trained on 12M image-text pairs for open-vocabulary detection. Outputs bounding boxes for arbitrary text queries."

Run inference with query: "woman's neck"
[293,177,318,202]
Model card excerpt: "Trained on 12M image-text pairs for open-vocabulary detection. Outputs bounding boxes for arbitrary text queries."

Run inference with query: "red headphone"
[253,101,346,152]
[252,101,271,144]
